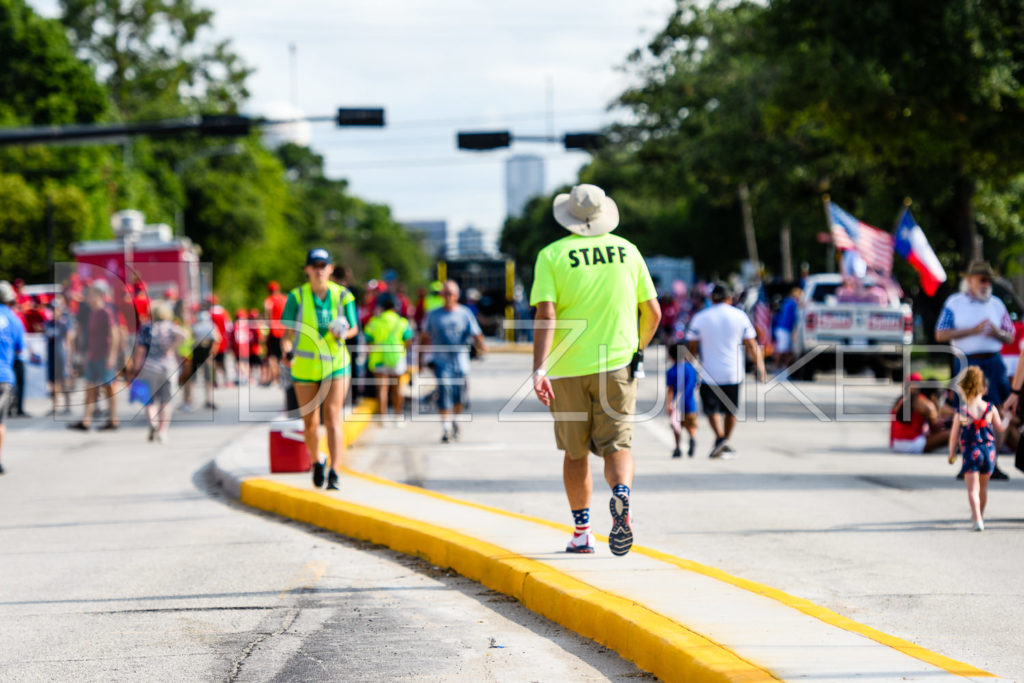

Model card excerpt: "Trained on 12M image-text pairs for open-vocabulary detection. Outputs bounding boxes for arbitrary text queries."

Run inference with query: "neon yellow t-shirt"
[529,232,657,378]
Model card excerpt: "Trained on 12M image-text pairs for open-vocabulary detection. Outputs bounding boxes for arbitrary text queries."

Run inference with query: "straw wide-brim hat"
[552,184,619,236]
[962,260,996,278]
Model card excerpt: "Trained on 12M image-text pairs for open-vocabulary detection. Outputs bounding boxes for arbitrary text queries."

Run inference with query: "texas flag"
[894,209,946,296]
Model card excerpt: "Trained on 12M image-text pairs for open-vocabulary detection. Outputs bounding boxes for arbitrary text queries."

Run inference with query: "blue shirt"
[424,305,481,374]
[773,296,798,332]
[665,361,698,414]
[0,305,26,385]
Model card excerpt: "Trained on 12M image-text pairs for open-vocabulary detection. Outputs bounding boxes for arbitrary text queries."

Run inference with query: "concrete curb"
[212,400,997,682]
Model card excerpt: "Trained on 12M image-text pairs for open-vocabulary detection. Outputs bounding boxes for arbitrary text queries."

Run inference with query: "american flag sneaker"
[608,491,633,556]
[565,529,596,554]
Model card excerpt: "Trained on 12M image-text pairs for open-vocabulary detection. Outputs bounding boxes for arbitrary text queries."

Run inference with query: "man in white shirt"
[935,260,1013,479]
[686,284,765,458]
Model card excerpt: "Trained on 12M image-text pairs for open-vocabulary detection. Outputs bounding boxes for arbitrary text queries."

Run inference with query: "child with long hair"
[949,366,1010,531]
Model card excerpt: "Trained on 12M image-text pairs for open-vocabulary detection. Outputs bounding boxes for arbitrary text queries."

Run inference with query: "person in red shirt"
[68,280,121,431]
[890,373,953,453]
[232,309,249,385]
[208,295,232,387]
[247,307,264,384]
[262,282,287,385]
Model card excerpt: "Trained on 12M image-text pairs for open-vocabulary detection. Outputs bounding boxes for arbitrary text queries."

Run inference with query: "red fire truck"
[71,210,205,319]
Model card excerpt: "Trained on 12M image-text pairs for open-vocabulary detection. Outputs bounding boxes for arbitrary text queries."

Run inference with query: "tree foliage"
[503,0,1024,291]
[1,0,429,309]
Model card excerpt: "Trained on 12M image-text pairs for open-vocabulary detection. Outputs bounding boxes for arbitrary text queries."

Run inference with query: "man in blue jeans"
[0,281,27,474]
[421,281,486,443]
[936,260,1013,479]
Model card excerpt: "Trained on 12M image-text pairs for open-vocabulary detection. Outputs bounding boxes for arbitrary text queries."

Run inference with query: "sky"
[32,0,676,252]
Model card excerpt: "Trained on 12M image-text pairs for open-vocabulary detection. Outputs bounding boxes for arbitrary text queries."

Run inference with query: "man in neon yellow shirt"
[364,293,413,423]
[530,184,661,557]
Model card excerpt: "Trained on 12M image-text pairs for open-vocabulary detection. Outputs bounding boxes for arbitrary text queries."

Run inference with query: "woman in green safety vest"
[281,248,359,491]
[364,292,413,422]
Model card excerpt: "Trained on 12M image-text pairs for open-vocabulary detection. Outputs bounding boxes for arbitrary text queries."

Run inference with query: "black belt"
[966,352,998,361]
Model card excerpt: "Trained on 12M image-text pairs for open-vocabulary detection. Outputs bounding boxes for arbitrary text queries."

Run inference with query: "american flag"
[752,284,772,346]
[828,203,894,275]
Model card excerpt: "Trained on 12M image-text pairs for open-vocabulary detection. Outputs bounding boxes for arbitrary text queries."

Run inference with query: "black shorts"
[267,335,283,359]
[192,343,212,372]
[700,383,741,417]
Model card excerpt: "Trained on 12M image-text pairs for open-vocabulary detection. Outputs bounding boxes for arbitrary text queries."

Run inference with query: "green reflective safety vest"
[424,293,444,314]
[290,282,352,382]
[365,310,410,371]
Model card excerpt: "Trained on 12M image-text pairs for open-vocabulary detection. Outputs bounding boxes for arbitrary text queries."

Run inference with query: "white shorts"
[891,435,927,454]
[372,358,408,376]
[774,329,792,354]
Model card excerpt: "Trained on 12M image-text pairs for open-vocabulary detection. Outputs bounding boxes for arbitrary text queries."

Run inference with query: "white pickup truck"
[792,274,913,380]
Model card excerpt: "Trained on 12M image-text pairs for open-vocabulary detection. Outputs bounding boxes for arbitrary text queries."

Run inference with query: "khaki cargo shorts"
[549,367,637,460]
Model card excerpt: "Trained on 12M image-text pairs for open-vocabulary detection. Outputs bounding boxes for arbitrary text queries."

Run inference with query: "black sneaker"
[671,447,682,459]
[991,467,1009,480]
[688,438,696,458]
[326,469,339,490]
[67,421,90,431]
[312,460,326,488]
[441,430,450,443]
[0,462,5,475]
[608,490,633,556]
[709,438,726,458]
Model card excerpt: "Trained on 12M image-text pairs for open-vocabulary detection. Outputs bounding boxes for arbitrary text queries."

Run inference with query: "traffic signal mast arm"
[457,130,604,151]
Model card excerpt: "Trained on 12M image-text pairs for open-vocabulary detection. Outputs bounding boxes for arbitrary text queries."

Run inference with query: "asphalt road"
[353,350,1024,680]
[0,384,646,682]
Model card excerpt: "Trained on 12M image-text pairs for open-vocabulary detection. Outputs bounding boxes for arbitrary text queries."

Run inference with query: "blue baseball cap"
[306,248,332,266]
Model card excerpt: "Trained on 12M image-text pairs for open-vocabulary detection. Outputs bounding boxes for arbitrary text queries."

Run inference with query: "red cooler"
[269,419,310,473]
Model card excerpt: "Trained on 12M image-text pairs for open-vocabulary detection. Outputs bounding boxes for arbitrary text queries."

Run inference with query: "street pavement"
[0,383,644,682]
[2,349,1023,680]
[347,351,1024,680]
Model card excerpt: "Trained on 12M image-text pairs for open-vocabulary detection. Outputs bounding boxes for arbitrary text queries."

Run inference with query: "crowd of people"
[0,259,490,474]
[3,191,1021,544]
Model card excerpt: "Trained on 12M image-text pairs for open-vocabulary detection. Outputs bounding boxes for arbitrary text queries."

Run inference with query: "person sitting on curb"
[890,373,953,453]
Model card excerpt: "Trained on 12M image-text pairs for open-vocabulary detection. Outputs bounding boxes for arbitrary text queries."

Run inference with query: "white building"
[457,225,486,257]
[505,154,545,218]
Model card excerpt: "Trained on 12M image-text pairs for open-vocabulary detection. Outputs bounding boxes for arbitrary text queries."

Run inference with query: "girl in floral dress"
[949,367,1009,531]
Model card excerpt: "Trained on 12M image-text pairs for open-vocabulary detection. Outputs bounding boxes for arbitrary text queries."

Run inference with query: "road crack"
[227,607,300,682]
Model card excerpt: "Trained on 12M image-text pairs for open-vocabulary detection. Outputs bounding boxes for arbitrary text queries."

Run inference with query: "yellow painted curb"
[239,478,778,683]
[335,467,994,679]
[246,398,993,681]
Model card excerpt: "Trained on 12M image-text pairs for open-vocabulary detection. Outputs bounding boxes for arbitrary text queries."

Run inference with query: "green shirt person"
[281,248,359,492]
[530,184,661,558]
[364,293,414,421]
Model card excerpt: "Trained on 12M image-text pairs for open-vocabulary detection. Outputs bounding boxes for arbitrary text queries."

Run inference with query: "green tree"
[0,0,115,280]
[58,0,250,120]
[762,0,1024,266]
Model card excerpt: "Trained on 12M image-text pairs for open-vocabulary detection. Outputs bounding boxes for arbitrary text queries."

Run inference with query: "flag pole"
[894,196,911,233]
[822,194,835,273]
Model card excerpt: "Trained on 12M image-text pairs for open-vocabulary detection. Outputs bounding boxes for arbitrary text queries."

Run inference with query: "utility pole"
[780,219,794,281]
[738,182,759,276]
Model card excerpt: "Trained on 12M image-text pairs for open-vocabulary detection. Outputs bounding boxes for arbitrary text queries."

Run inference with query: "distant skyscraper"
[457,225,486,257]
[505,154,545,218]
[402,220,448,259]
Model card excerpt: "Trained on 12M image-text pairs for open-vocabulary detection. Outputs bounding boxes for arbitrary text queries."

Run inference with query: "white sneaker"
[974,519,985,532]
[565,530,596,554]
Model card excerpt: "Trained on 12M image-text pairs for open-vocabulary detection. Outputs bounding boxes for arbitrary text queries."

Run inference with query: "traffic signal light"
[457,131,511,150]
[564,132,604,150]
[199,114,253,137]
[336,108,385,126]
